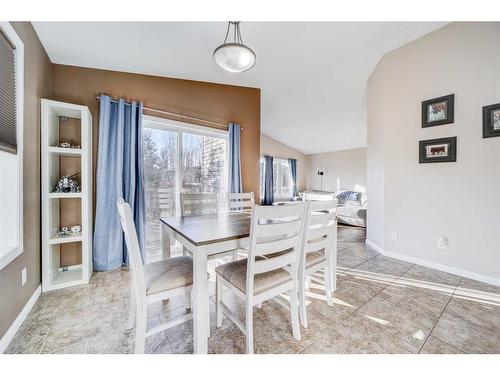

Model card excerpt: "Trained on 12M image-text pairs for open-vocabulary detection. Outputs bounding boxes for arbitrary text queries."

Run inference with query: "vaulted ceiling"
[33,22,446,154]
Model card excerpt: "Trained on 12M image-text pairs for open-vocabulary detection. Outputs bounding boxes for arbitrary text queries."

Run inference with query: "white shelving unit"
[41,99,92,292]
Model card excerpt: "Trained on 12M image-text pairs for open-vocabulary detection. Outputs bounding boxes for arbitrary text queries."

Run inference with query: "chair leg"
[216,275,223,328]
[289,289,301,341]
[185,290,192,310]
[127,278,136,329]
[232,250,238,261]
[134,305,147,354]
[245,304,254,354]
[298,278,308,329]
[324,266,333,307]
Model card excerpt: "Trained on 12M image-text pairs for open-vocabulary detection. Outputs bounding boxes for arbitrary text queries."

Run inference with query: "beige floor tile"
[419,336,465,354]
[457,277,500,295]
[337,249,375,269]
[301,313,416,354]
[432,295,500,354]
[400,264,461,288]
[5,319,52,354]
[355,256,413,278]
[354,291,443,351]
[209,326,260,354]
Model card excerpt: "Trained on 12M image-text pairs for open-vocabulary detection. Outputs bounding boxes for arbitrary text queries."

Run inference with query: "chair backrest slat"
[309,211,336,226]
[227,192,255,212]
[180,192,218,217]
[301,200,338,258]
[253,218,302,238]
[246,203,306,295]
[253,250,297,274]
[253,234,300,256]
[306,225,330,241]
[306,236,329,252]
[116,198,146,296]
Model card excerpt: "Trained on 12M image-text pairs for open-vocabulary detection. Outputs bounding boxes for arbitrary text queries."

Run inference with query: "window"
[259,157,293,202]
[0,22,23,270]
[273,158,293,200]
[142,115,227,262]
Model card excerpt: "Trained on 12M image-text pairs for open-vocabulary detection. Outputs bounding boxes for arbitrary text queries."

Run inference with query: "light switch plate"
[390,231,398,240]
[437,236,448,250]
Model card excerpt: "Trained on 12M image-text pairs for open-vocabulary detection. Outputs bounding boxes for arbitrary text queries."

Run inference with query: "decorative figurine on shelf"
[59,140,81,149]
[58,226,70,237]
[54,172,81,193]
[71,225,81,234]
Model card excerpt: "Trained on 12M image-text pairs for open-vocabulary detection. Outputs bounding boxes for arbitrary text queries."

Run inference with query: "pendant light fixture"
[213,21,256,73]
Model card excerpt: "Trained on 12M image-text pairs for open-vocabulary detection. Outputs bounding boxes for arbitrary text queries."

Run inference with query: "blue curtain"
[93,95,146,271]
[263,155,274,205]
[288,158,297,199]
[228,123,242,193]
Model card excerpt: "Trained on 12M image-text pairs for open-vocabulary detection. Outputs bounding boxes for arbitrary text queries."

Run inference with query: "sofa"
[300,190,367,228]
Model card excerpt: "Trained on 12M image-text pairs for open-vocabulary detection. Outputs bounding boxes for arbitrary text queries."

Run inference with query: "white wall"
[260,134,307,191]
[367,22,500,283]
[306,148,367,193]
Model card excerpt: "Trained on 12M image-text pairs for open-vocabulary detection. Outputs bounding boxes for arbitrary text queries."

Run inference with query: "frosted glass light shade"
[213,43,256,73]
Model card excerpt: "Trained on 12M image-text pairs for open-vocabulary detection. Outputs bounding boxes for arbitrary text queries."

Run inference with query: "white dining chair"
[180,192,239,262]
[215,203,307,354]
[298,200,338,328]
[227,192,255,212]
[117,198,194,354]
[179,192,219,257]
[180,192,218,217]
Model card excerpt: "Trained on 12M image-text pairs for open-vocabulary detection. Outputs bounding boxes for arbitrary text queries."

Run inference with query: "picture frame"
[421,94,454,127]
[482,102,500,138]
[419,137,457,163]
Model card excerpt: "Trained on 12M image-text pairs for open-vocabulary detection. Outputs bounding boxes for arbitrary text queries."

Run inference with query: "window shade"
[0,29,17,154]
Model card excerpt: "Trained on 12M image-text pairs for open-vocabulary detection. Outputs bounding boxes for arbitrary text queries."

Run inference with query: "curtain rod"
[95,96,242,130]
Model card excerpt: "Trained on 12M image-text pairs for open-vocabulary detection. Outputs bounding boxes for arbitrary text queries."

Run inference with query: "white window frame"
[259,156,294,203]
[0,22,23,270]
[142,115,228,216]
[273,158,293,201]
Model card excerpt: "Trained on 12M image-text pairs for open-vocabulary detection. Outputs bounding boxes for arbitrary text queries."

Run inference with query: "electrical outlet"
[21,267,27,286]
[390,230,398,240]
[437,236,448,250]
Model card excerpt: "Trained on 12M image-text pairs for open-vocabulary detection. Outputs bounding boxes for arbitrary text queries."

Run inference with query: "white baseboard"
[365,240,500,287]
[0,284,41,353]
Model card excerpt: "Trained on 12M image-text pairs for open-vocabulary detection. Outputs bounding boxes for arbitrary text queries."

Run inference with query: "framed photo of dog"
[419,137,457,163]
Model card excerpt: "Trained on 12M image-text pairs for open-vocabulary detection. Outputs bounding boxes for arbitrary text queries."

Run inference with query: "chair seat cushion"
[215,257,292,296]
[144,256,193,295]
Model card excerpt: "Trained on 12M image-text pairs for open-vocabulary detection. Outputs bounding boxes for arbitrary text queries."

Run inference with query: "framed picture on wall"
[419,137,457,163]
[482,102,500,138]
[421,94,454,127]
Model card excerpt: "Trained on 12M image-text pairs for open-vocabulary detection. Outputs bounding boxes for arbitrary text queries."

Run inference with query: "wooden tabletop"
[160,212,251,246]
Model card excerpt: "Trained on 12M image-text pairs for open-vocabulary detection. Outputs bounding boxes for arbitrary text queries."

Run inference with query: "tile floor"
[6,226,500,354]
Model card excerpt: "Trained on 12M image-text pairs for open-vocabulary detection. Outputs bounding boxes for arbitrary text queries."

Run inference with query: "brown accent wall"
[51,65,261,265]
[0,22,53,339]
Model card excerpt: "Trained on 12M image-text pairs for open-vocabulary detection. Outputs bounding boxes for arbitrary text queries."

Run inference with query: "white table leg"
[192,246,209,354]
[161,224,171,260]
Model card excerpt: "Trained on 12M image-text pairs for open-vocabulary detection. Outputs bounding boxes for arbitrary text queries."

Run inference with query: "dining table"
[160,210,338,354]
[160,212,251,354]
